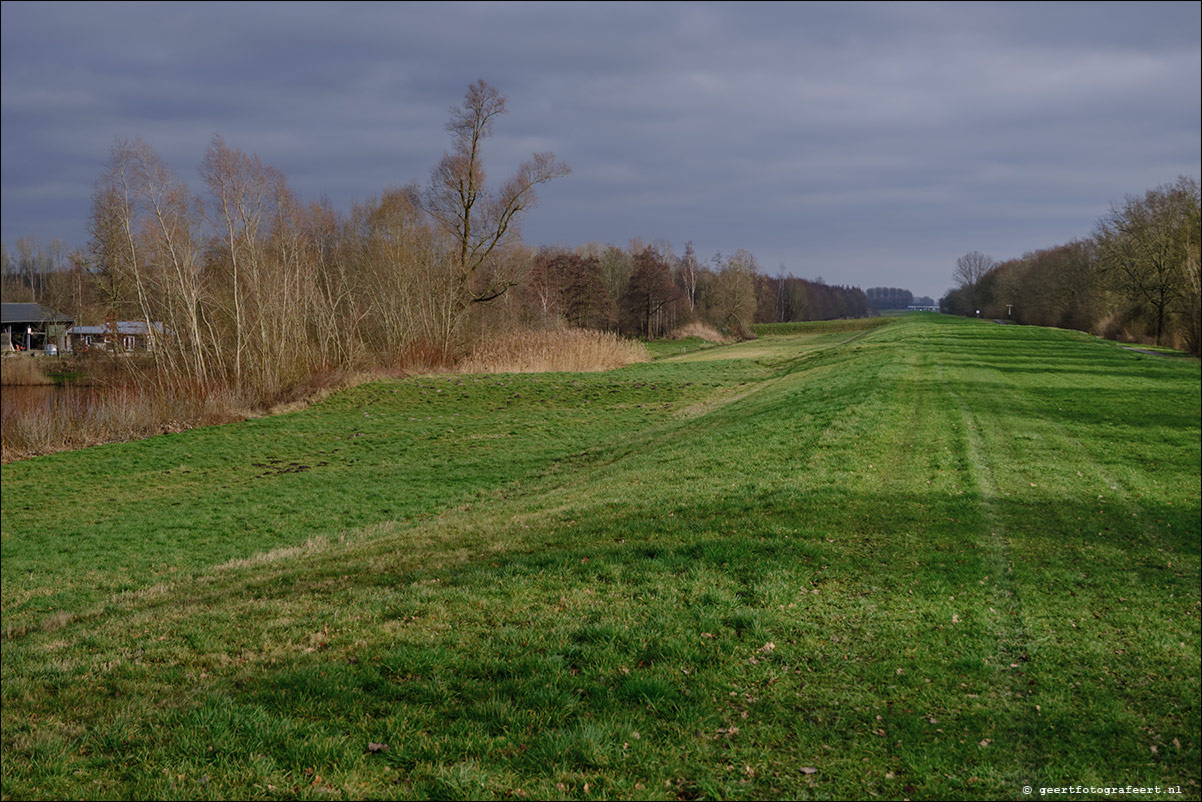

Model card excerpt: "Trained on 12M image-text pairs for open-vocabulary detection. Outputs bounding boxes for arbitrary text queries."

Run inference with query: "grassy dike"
[1,315,1198,800]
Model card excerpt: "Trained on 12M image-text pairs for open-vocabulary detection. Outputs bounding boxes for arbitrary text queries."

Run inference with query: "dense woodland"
[942,176,1201,355]
[2,82,867,404]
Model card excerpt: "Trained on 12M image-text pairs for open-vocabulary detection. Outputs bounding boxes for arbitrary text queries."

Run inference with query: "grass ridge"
[2,315,1198,800]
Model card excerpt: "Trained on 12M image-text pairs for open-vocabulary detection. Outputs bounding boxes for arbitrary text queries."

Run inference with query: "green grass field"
[2,315,1199,800]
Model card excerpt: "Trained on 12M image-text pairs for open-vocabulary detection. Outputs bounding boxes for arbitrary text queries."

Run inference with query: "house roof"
[1,302,74,325]
[71,321,164,336]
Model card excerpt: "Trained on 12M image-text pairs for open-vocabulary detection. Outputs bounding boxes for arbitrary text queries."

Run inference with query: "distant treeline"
[1,81,869,407]
[515,243,868,343]
[865,287,935,309]
[942,176,1200,355]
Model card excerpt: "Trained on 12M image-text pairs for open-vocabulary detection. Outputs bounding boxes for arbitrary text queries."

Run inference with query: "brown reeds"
[458,328,649,374]
[0,356,54,386]
[0,378,246,463]
[0,360,393,462]
[666,321,733,343]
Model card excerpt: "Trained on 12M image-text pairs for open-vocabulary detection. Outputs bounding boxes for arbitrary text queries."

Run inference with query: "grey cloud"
[3,1,1198,299]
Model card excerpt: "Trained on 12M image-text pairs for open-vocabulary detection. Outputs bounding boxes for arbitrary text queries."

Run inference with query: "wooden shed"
[1,303,74,352]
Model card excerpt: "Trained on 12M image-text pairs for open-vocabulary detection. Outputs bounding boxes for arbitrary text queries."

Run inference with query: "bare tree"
[89,140,161,373]
[135,143,210,381]
[201,135,286,391]
[619,247,681,338]
[1095,176,1200,345]
[359,187,459,359]
[1180,230,1201,355]
[524,247,567,323]
[305,198,363,368]
[711,249,759,338]
[423,80,570,309]
[522,249,612,330]
[953,250,996,288]
[597,245,633,311]
[676,241,700,312]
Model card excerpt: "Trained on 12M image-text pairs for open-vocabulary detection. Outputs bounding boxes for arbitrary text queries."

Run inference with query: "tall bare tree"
[711,249,759,338]
[597,245,633,310]
[620,247,680,338]
[423,80,570,311]
[953,250,996,289]
[135,143,210,382]
[89,139,162,375]
[1095,176,1201,345]
[676,241,700,312]
[200,135,286,391]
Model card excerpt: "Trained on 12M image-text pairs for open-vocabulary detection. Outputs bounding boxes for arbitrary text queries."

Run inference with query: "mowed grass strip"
[1,315,1198,800]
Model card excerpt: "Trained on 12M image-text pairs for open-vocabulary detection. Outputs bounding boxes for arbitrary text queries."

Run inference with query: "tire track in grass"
[942,332,1201,787]
[930,336,1041,790]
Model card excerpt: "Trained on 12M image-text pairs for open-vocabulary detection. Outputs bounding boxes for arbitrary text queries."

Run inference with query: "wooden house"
[68,321,164,352]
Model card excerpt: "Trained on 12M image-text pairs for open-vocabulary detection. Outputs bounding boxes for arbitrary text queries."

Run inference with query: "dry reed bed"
[0,356,54,386]
[459,328,649,374]
[0,382,246,463]
[2,364,397,462]
[666,321,732,342]
[1,332,649,461]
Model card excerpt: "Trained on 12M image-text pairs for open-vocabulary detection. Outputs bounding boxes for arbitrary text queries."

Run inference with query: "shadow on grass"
[3,457,1198,799]
[51,484,1191,796]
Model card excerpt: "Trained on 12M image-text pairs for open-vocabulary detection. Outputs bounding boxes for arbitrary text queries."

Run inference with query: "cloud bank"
[2,1,1198,297]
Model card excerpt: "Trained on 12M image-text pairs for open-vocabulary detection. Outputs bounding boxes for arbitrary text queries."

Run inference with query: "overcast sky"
[2,1,1199,299]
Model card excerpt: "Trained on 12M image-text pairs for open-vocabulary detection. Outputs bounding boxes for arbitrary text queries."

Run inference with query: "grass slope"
[2,315,1199,800]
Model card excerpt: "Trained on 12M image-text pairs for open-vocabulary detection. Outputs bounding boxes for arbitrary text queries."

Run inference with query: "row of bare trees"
[943,177,1201,354]
[506,240,867,340]
[0,237,93,322]
[88,136,343,399]
[72,82,571,403]
[6,80,873,407]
